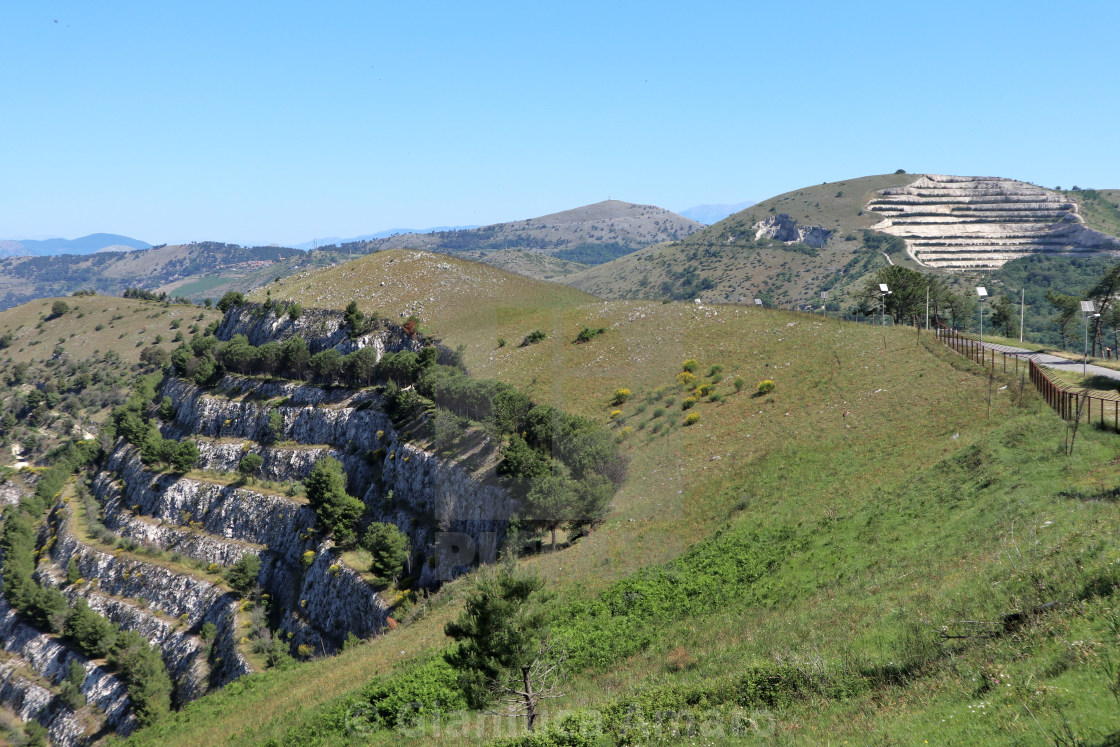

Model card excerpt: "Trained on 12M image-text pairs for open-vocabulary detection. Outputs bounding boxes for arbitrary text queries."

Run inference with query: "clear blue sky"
[3,0,1118,246]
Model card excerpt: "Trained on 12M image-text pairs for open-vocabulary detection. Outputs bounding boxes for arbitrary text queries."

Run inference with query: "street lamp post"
[878,283,891,326]
[1081,301,1099,375]
[976,287,988,343]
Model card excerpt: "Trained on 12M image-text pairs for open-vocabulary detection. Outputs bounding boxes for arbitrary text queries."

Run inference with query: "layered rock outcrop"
[868,174,1120,270]
[216,304,425,356]
[752,214,832,248]
[0,594,135,744]
[0,302,516,740]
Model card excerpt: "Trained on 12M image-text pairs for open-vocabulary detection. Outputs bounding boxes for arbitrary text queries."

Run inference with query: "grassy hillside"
[1065,188,1120,237]
[565,173,919,307]
[254,250,597,349]
[115,251,1120,746]
[0,295,222,466]
[468,249,590,281]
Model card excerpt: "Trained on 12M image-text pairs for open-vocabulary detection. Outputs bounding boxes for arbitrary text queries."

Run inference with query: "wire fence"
[934,325,1120,430]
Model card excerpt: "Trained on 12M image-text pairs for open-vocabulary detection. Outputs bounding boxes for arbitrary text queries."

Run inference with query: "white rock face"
[752,214,832,248]
[163,376,514,586]
[867,174,1120,270]
[215,304,424,356]
[0,593,136,743]
[40,510,251,698]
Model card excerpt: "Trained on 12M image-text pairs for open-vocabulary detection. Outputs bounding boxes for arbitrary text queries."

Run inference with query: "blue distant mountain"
[0,233,152,257]
[678,201,755,225]
[294,226,479,251]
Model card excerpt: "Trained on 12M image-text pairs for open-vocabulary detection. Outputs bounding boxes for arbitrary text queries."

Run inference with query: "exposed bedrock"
[215,304,425,356]
[0,594,135,743]
[867,174,1120,270]
[751,214,832,248]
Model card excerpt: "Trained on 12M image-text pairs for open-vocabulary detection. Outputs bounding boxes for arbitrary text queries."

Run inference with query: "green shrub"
[361,523,411,580]
[520,329,546,347]
[226,553,261,597]
[682,359,698,373]
[575,326,607,343]
[733,376,746,393]
[304,457,365,545]
[681,396,698,410]
[238,452,264,476]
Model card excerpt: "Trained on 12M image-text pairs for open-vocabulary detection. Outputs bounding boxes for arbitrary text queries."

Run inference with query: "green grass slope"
[0,295,222,466]
[564,173,919,307]
[118,252,1120,745]
[1065,188,1120,237]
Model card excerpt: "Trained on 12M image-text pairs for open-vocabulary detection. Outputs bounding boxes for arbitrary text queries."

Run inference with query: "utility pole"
[977,287,988,343]
[1019,288,1025,343]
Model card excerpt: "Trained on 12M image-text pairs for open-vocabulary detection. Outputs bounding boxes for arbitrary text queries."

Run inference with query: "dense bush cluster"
[109,373,199,472]
[169,328,439,390]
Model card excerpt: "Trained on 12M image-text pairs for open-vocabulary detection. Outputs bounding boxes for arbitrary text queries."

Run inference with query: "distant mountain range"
[0,233,152,257]
[293,227,479,251]
[678,201,755,225]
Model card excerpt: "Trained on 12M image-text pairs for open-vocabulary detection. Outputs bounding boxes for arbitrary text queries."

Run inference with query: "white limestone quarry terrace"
[0,594,136,744]
[867,174,1119,270]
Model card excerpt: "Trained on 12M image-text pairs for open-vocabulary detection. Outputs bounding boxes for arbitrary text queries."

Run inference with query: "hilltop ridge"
[325,200,702,279]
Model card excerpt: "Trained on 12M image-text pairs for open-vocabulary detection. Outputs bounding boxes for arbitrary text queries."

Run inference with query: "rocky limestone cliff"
[215,303,426,357]
[867,174,1120,270]
[752,214,832,248]
[0,594,135,744]
[162,375,514,585]
[94,444,391,647]
[23,302,521,738]
[39,509,250,698]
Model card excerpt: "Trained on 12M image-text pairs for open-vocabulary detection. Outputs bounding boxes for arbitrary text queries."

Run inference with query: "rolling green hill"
[565,175,1120,325]
[0,295,222,467]
[565,173,918,307]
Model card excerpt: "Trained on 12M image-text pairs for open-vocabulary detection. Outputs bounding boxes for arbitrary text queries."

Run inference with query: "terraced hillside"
[868,175,1120,270]
[0,298,533,743]
[564,173,1120,308]
[564,173,918,306]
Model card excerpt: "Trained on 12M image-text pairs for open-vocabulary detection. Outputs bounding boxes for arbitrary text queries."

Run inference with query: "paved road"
[978,340,1120,382]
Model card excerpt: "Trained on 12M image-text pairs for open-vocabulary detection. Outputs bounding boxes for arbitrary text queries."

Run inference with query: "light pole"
[878,283,891,326]
[1081,301,1099,375]
[976,287,988,343]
